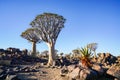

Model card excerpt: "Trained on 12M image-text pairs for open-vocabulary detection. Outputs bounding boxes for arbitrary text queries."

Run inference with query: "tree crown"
[21,28,42,43]
[30,12,66,44]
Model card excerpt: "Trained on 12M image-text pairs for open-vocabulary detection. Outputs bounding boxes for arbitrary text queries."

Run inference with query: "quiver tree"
[21,28,42,57]
[30,13,66,66]
[72,49,79,59]
[87,43,98,58]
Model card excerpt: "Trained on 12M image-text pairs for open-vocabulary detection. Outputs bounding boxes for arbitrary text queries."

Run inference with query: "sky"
[0,0,120,56]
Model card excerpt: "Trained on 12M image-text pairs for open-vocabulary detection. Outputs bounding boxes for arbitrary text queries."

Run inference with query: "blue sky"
[0,0,120,56]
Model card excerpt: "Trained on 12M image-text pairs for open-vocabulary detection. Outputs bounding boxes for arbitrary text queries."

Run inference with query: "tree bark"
[47,43,56,66]
[32,42,36,57]
[94,51,97,58]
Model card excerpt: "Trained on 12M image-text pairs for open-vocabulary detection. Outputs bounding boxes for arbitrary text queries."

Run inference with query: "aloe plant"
[79,47,93,68]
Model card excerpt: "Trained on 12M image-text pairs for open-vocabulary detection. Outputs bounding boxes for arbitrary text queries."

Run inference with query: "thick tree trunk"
[32,42,36,57]
[47,43,56,66]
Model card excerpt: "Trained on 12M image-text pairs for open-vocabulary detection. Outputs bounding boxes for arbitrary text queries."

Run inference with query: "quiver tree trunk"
[32,42,36,57]
[94,51,97,58]
[47,43,56,66]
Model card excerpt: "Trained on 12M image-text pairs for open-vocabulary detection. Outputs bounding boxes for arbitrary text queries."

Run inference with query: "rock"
[99,53,105,58]
[92,64,104,76]
[91,58,97,63]
[68,67,81,80]
[0,60,11,65]
[12,67,19,72]
[96,53,117,67]
[60,66,68,76]
[67,65,77,72]
[59,57,71,66]
[0,74,7,80]
[97,58,102,63]
[80,68,97,80]
[110,56,117,63]
[22,49,28,55]
[107,65,120,79]
[106,53,111,57]
[0,49,4,52]
[5,74,17,80]
[17,72,37,80]
[0,69,3,74]
[7,47,21,53]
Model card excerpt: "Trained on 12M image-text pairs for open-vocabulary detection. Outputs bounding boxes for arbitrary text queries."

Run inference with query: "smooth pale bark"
[32,42,36,57]
[94,51,97,58]
[47,43,56,66]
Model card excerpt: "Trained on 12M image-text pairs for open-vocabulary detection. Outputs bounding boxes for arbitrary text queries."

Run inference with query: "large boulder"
[67,65,98,80]
[79,68,97,80]
[107,64,120,79]
[67,65,77,72]
[97,53,117,67]
[68,67,81,80]
[92,63,104,76]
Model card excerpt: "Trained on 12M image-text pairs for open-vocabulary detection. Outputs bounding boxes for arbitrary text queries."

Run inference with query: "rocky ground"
[0,47,120,80]
[0,63,118,80]
[0,63,69,80]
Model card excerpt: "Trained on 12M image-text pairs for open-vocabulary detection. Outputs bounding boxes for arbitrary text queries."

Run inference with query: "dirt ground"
[18,63,69,80]
[34,66,68,80]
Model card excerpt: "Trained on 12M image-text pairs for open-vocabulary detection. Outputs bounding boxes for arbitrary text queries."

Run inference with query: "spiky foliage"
[79,47,93,68]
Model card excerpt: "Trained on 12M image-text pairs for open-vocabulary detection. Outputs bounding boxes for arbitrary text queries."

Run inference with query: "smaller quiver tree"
[87,43,98,58]
[21,28,42,57]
